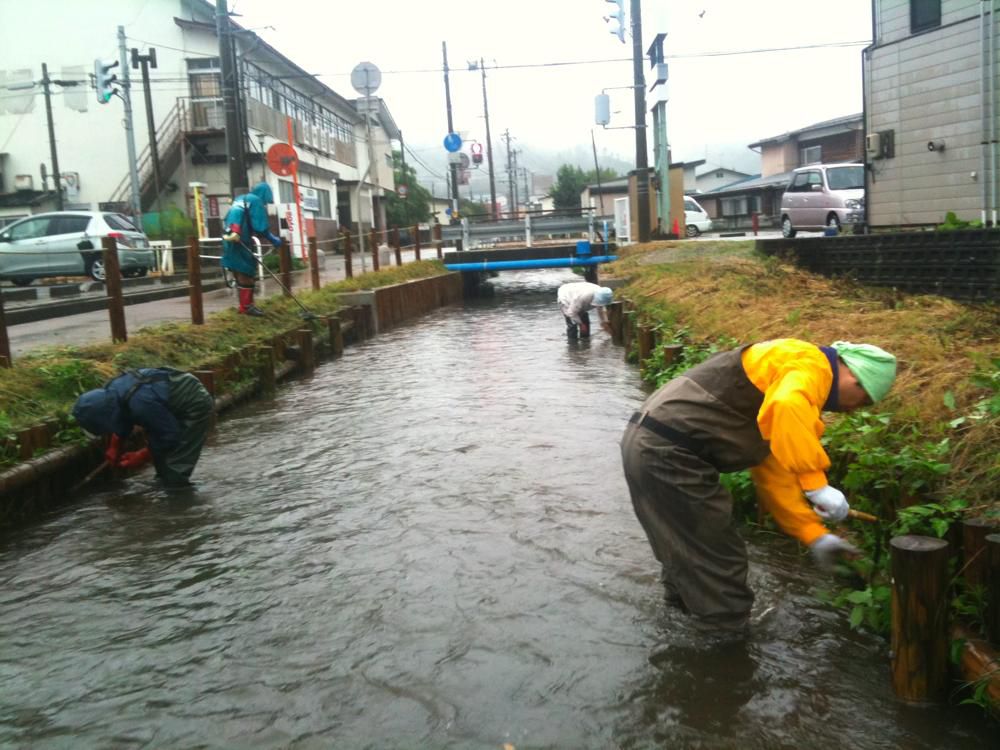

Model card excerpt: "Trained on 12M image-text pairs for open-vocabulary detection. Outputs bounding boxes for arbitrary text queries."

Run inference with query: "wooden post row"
[102,236,127,341]
[370,227,380,272]
[392,226,402,266]
[0,282,11,367]
[187,236,204,325]
[308,236,321,291]
[342,228,353,279]
[278,241,292,296]
[412,224,421,261]
[987,533,1000,645]
[434,222,443,259]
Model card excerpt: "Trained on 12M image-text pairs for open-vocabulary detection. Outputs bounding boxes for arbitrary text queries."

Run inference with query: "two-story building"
[864,0,998,228]
[0,0,398,245]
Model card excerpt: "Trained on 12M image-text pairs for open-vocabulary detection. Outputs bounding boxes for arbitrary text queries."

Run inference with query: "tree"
[549,164,619,210]
[385,151,432,227]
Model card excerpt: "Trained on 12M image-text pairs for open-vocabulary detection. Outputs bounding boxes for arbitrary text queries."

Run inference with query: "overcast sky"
[233,0,872,182]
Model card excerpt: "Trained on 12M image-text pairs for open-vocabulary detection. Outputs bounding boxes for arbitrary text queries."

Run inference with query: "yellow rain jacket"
[742,339,834,545]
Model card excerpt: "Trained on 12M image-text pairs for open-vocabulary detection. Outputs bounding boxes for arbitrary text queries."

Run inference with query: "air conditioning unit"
[865,132,882,159]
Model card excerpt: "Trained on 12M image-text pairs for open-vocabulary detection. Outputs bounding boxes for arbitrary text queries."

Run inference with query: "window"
[788,173,811,192]
[7,217,50,241]
[721,197,748,216]
[278,180,294,204]
[104,213,138,231]
[911,0,941,33]
[684,199,699,212]
[800,145,822,165]
[50,215,91,234]
[826,166,864,190]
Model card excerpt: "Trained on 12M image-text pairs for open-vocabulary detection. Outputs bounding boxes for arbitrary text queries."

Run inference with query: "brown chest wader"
[620,347,768,632]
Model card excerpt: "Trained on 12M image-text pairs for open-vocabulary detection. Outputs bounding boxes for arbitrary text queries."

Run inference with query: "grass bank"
[606,240,1000,686]
[0,261,449,466]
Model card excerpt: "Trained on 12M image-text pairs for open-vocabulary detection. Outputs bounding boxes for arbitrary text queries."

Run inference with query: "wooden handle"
[848,508,879,523]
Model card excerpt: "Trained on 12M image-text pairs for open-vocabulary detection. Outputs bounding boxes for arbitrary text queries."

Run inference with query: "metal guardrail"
[440,212,598,248]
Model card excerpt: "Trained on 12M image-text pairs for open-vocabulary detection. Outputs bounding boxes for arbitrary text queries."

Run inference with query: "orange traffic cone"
[672,218,680,237]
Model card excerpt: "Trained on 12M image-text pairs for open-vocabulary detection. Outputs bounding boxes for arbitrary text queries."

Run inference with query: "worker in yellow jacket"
[620,339,897,633]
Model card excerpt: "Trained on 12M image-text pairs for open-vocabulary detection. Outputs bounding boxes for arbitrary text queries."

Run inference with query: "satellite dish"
[351,62,382,96]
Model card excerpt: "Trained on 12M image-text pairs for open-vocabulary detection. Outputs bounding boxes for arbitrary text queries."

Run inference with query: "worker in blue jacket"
[72,369,214,487]
[222,182,282,316]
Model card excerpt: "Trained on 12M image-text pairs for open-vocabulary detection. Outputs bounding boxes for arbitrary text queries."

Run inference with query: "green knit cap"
[832,341,897,403]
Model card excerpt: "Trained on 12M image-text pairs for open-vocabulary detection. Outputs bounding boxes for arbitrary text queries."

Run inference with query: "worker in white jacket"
[557,281,614,339]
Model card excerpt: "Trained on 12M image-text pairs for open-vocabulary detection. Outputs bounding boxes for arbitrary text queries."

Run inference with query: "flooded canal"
[0,270,993,748]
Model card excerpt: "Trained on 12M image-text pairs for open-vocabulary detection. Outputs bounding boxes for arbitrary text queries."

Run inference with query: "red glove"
[104,434,122,465]
[117,448,152,469]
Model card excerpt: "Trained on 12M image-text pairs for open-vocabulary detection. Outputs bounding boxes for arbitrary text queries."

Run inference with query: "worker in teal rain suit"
[222,182,282,316]
[72,368,214,487]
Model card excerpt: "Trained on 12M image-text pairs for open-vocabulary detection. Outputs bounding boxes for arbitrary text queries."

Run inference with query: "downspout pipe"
[981,1,989,225]
[990,1,998,226]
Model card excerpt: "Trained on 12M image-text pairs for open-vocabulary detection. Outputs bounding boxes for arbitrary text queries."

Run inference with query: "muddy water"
[0,270,993,748]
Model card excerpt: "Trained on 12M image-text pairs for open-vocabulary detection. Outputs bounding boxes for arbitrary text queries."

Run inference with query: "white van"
[683,196,713,237]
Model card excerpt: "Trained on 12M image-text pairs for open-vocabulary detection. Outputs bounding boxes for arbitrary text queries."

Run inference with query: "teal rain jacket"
[221,182,282,277]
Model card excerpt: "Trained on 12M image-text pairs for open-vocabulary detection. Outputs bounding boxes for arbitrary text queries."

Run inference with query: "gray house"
[865,1,998,228]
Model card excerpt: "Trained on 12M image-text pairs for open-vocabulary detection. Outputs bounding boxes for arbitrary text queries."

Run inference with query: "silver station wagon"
[0,211,155,285]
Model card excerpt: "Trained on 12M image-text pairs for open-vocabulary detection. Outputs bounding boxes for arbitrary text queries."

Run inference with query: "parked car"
[0,211,154,285]
[780,163,865,238]
[683,196,713,237]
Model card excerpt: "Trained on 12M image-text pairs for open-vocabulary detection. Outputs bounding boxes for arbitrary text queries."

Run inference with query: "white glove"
[805,484,849,522]
[809,534,860,570]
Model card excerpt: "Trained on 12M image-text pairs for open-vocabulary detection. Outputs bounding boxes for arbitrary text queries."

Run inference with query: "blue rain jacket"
[221,182,281,276]
[72,369,181,455]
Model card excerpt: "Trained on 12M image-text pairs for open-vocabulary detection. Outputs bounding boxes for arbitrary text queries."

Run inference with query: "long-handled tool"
[238,240,319,321]
[70,460,110,494]
[848,508,879,523]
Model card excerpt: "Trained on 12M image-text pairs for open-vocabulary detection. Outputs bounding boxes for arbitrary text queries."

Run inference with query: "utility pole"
[630,0,650,242]
[216,0,247,196]
[503,129,514,217]
[441,42,460,219]
[512,148,520,213]
[478,58,498,219]
[40,64,63,210]
[118,26,143,226]
[131,47,161,211]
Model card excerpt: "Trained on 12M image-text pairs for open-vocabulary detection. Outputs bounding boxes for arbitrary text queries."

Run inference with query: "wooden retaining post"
[370,227,380,271]
[988,533,1000,644]
[102,236,127,342]
[434,222,443,259]
[661,343,684,366]
[392,226,402,266]
[962,517,1000,588]
[297,328,315,372]
[623,305,635,362]
[0,286,11,367]
[342,228,353,279]
[257,346,276,394]
[637,324,655,373]
[187,236,204,325]
[326,315,344,357]
[607,301,624,345]
[890,535,951,704]
[278,241,292,296]
[412,224,421,261]
[308,236,321,291]
[194,370,217,428]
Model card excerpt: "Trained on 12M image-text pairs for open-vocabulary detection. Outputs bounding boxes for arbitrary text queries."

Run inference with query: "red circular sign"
[267,143,299,176]
[470,142,483,154]
[397,184,409,198]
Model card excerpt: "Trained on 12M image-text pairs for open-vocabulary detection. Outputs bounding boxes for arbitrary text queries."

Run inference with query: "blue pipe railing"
[444,255,617,272]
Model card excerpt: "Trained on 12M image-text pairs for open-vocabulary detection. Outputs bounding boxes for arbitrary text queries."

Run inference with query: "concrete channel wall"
[0,272,464,530]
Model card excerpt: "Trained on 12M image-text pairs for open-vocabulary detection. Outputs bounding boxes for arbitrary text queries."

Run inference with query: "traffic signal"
[605,0,625,44]
[471,142,483,165]
[93,58,119,104]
